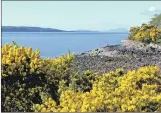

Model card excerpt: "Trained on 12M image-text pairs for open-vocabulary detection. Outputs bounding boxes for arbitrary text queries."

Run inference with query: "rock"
[72,41,161,75]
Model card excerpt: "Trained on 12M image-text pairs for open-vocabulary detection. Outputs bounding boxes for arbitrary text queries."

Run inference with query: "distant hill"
[2,26,129,33]
[107,28,129,33]
[2,26,65,32]
[72,29,128,33]
[70,29,100,33]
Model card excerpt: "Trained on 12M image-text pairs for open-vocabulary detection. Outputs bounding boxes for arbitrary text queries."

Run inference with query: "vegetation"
[32,66,161,112]
[150,14,161,28]
[128,14,161,44]
[2,14,161,112]
[2,42,73,111]
[128,24,161,43]
[1,42,161,112]
[1,42,98,112]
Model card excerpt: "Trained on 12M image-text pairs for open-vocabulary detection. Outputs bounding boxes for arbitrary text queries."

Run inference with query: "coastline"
[72,40,161,75]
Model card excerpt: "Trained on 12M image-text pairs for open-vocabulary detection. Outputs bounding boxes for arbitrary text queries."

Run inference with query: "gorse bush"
[2,42,73,78]
[1,42,98,112]
[1,42,74,112]
[128,14,161,44]
[128,24,161,43]
[32,66,161,112]
[2,42,42,78]
[2,42,161,112]
[58,70,99,94]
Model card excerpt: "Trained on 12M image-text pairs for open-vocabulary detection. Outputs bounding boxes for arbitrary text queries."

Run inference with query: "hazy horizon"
[2,1,161,31]
[2,26,129,32]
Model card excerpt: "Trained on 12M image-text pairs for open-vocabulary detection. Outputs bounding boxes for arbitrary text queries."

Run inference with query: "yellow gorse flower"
[2,42,74,79]
[129,24,161,43]
[32,66,161,112]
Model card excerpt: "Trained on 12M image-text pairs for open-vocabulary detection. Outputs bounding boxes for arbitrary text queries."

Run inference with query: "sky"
[2,1,161,31]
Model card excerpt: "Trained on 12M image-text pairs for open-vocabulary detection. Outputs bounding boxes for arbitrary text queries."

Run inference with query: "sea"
[2,32,128,58]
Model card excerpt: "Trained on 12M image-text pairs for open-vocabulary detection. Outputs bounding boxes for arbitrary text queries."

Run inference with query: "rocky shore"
[72,40,161,75]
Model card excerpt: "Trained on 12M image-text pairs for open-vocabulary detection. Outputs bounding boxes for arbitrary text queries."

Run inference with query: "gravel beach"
[72,40,161,75]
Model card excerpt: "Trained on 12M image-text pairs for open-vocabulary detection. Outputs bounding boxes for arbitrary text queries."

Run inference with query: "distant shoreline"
[2,26,129,33]
[2,31,128,34]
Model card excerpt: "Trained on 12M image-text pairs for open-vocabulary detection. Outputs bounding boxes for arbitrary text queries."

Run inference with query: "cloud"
[141,6,161,16]
[148,6,156,12]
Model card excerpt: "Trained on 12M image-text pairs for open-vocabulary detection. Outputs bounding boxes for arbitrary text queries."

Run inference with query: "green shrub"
[1,42,74,112]
[1,42,98,112]
[128,24,161,44]
[33,66,161,112]
[58,70,99,94]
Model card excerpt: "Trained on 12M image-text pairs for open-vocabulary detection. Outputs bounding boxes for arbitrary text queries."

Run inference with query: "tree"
[149,14,161,28]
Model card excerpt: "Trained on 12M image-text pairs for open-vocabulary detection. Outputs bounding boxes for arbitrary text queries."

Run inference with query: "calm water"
[2,32,128,58]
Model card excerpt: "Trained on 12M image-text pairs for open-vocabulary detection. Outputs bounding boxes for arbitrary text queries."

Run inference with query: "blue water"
[2,32,128,58]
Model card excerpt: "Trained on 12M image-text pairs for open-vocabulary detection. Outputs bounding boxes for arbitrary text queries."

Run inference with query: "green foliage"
[58,70,99,94]
[149,14,161,28]
[128,14,161,44]
[2,42,161,112]
[33,66,161,112]
[1,42,74,112]
[128,24,161,44]
[1,42,98,112]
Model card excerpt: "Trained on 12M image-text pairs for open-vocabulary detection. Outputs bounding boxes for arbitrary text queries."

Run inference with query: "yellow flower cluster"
[40,54,74,86]
[129,24,161,43]
[44,54,73,71]
[32,66,161,112]
[2,43,74,78]
[32,97,58,112]
[2,43,43,77]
